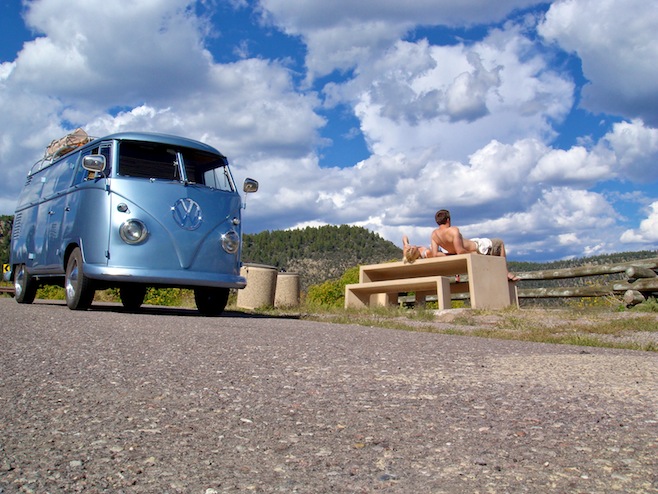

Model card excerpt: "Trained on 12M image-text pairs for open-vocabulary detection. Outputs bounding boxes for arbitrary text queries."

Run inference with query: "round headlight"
[221,230,240,254]
[119,219,148,244]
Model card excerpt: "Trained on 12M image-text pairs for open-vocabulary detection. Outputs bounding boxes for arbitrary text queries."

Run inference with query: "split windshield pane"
[117,140,235,191]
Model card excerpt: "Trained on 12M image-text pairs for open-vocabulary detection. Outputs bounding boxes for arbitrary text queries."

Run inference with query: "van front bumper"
[83,265,247,289]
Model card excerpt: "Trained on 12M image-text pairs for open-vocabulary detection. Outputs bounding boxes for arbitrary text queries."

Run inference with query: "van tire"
[194,287,229,316]
[120,284,147,311]
[65,247,95,310]
[14,264,38,304]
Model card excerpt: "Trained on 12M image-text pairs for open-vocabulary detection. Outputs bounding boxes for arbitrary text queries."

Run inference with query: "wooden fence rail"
[0,286,14,295]
[515,257,658,307]
[515,257,658,281]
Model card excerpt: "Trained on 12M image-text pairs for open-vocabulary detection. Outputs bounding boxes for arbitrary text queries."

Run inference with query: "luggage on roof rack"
[29,128,94,175]
[44,128,92,160]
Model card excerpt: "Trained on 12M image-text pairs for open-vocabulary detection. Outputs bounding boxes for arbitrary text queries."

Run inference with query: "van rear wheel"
[194,287,229,316]
[14,264,38,304]
[120,284,147,311]
[65,247,95,310]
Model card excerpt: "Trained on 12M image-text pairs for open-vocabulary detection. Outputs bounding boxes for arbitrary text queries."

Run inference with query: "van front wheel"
[194,287,229,316]
[14,264,38,304]
[65,247,95,310]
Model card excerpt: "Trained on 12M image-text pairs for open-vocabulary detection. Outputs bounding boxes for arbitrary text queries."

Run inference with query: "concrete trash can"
[237,264,277,309]
[274,272,300,308]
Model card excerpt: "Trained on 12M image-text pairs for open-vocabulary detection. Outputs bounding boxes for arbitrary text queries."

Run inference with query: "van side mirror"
[241,178,258,210]
[243,178,258,193]
[82,155,106,173]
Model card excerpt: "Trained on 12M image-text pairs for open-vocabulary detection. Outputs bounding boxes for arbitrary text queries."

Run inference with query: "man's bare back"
[431,209,520,281]
[431,225,477,256]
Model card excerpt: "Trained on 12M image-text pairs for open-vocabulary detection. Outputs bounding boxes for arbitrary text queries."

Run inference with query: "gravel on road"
[1,298,656,493]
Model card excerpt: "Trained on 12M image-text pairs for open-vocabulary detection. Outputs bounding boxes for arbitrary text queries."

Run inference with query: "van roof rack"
[29,128,96,175]
[44,128,92,160]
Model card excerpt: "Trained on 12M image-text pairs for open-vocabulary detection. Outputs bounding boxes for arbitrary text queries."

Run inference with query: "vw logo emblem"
[172,198,203,230]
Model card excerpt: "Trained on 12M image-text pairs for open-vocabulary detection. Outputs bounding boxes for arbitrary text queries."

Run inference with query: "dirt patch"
[389,307,658,350]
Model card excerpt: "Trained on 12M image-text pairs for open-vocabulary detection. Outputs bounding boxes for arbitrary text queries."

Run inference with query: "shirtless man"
[430,209,519,281]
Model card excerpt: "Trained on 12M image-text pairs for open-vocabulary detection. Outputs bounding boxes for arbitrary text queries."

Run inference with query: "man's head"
[435,209,451,226]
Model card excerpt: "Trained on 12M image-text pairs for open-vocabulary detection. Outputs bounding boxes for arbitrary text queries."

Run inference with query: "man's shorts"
[472,238,504,256]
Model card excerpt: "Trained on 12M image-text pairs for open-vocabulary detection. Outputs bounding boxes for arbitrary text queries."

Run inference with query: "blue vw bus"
[7,131,258,315]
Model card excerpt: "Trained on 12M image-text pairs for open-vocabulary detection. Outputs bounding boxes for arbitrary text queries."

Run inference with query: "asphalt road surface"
[1,298,656,493]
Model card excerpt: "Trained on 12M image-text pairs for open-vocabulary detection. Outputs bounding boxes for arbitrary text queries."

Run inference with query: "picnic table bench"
[345,253,518,310]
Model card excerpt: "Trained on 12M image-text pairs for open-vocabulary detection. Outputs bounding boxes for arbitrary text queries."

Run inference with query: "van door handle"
[48,210,54,215]
[65,206,71,212]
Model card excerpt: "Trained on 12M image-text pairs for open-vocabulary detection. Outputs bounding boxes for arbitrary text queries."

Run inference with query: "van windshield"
[117,140,235,191]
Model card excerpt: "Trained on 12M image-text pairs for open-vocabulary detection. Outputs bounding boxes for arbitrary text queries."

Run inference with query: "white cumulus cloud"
[621,202,658,243]
[539,0,658,125]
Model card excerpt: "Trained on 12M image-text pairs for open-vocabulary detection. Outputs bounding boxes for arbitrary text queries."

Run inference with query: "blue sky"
[1,0,657,262]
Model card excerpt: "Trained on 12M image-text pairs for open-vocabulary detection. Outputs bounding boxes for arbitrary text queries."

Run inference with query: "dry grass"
[293,305,658,352]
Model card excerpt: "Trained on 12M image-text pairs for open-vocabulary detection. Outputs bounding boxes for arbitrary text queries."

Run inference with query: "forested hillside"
[0,215,12,266]
[242,225,402,290]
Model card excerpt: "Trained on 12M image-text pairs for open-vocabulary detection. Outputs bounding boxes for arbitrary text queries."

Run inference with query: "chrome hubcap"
[66,263,78,299]
[14,266,24,298]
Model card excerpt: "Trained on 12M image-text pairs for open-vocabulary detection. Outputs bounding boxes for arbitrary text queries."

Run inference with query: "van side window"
[72,153,90,185]
[183,151,235,192]
[202,166,234,191]
[37,152,78,198]
[73,143,111,184]
[52,154,78,193]
[99,144,111,174]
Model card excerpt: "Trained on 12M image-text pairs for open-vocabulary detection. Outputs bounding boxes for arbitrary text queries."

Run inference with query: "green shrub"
[30,285,191,307]
[306,265,359,308]
[144,287,185,307]
[36,285,65,300]
[632,296,658,313]
[95,288,120,303]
